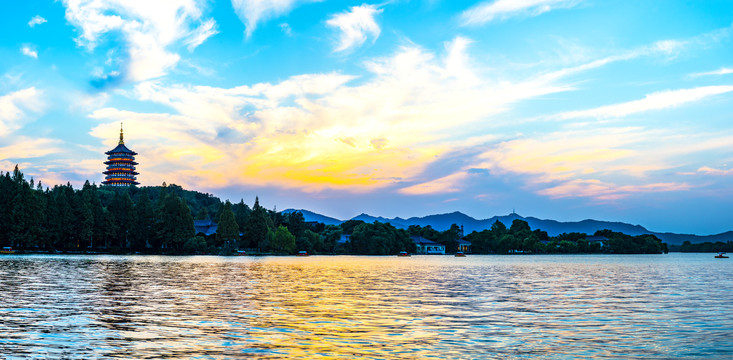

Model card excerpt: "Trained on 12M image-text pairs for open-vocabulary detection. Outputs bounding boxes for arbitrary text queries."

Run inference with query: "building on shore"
[102,124,139,186]
[412,235,446,255]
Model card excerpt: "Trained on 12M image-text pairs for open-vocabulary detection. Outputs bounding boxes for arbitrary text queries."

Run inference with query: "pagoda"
[102,123,139,186]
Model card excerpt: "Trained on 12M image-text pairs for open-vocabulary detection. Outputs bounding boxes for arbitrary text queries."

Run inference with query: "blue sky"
[2,0,732,234]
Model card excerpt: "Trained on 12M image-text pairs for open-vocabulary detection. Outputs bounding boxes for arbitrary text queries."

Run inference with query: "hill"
[284,209,730,246]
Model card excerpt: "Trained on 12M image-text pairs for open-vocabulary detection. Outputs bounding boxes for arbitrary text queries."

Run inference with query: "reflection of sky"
[2,1,733,234]
[1,255,731,358]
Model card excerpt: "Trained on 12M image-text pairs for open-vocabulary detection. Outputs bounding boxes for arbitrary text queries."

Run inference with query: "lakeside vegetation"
[671,241,733,253]
[2,166,668,255]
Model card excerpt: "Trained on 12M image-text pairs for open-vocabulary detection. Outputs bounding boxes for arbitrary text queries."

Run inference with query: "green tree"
[9,179,35,248]
[340,219,365,235]
[350,221,414,255]
[509,219,531,234]
[195,207,210,220]
[490,220,508,239]
[130,189,156,251]
[183,236,208,254]
[157,191,195,252]
[108,191,135,249]
[271,225,296,254]
[242,197,271,249]
[217,201,240,248]
[320,225,342,253]
[233,199,251,233]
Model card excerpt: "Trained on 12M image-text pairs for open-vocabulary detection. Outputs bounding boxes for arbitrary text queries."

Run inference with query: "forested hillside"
[1,166,667,255]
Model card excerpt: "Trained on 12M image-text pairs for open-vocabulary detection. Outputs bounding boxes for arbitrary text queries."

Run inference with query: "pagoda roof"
[105,143,137,155]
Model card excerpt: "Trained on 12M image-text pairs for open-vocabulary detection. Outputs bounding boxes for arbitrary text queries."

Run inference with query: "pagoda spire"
[119,122,124,145]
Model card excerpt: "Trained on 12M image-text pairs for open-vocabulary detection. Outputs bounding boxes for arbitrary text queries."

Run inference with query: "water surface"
[1,254,731,359]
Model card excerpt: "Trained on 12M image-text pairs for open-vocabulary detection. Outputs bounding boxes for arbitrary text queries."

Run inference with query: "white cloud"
[696,166,733,176]
[0,138,64,161]
[461,0,580,26]
[62,0,217,82]
[86,38,575,191]
[231,0,318,38]
[538,179,691,200]
[279,23,292,36]
[399,172,470,195]
[326,4,382,53]
[20,46,38,59]
[0,88,44,136]
[185,18,219,51]
[690,67,733,78]
[28,15,47,27]
[558,86,733,119]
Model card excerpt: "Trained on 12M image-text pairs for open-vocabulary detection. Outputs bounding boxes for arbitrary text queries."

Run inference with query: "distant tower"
[102,123,139,186]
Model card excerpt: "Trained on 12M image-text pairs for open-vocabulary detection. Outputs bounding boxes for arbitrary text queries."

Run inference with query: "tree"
[9,179,35,248]
[195,207,210,220]
[108,191,135,248]
[130,189,156,251]
[157,191,195,252]
[271,225,295,254]
[350,221,414,255]
[242,197,271,249]
[233,199,251,233]
[340,219,365,235]
[509,219,531,234]
[438,224,462,254]
[217,201,240,248]
[490,220,507,239]
[320,225,342,254]
[183,236,207,254]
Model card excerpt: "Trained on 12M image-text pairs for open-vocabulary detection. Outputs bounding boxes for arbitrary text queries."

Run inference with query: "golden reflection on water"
[0,254,731,359]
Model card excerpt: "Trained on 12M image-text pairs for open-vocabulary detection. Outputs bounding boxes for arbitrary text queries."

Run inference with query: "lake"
[0,253,731,359]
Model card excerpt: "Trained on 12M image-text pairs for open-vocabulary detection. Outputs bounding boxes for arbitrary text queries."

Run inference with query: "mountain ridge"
[282,209,731,246]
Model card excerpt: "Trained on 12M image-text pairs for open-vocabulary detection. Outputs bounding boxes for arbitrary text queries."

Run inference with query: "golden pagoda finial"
[119,122,124,145]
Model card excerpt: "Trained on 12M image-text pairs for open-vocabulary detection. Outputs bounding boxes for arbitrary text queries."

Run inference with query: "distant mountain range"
[282,209,732,246]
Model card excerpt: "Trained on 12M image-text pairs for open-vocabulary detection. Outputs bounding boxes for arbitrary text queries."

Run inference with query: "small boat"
[715,252,728,259]
[455,251,466,257]
[235,250,247,256]
[297,251,309,256]
[0,247,15,254]
[398,251,410,257]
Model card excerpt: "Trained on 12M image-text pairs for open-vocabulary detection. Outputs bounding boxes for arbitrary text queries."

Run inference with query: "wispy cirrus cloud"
[538,179,691,200]
[184,18,219,51]
[28,15,47,28]
[690,67,733,78]
[696,166,733,176]
[558,86,733,120]
[62,0,218,84]
[460,0,581,26]
[326,4,382,53]
[399,172,470,195]
[231,0,318,38]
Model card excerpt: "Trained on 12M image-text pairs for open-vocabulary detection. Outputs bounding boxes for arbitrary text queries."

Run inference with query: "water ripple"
[0,254,731,359]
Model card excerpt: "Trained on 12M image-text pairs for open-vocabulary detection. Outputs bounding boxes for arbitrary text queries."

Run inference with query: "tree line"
[1,166,667,255]
[673,240,733,253]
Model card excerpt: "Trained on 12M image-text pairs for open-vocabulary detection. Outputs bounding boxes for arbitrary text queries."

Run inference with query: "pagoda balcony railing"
[104,168,138,172]
[104,161,139,166]
[105,172,137,176]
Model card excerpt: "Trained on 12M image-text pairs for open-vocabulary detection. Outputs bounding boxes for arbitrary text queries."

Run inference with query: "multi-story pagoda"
[102,123,139,186]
